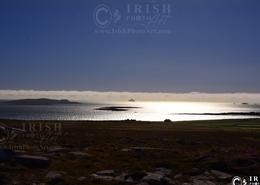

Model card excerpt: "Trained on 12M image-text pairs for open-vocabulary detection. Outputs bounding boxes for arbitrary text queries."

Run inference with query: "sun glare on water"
[122,101,257,121]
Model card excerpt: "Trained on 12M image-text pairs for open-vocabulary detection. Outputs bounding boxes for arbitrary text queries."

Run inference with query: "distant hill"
[2,98,80,105]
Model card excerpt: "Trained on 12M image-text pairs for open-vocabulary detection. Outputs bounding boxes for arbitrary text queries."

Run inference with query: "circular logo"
[232,176,242,185]
[242,177,249,185]
[0,123,7,144]
[93,4,112,28]
[0,122,21,144]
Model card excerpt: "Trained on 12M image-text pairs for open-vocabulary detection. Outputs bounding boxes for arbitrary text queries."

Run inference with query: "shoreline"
[1,117,260,123]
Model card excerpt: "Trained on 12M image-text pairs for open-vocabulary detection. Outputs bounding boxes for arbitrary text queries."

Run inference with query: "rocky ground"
[0,119,260,185]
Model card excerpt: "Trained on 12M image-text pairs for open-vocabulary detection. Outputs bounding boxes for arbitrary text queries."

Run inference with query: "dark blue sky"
[0,0,260,93]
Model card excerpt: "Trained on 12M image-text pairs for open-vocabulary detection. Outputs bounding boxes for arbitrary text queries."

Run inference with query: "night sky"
[0,0,260,93]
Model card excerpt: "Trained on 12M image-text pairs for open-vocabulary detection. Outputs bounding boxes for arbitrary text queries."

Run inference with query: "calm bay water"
[0,102,259,121]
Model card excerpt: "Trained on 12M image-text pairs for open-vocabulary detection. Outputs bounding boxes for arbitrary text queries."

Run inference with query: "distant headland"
[2,98,80,105]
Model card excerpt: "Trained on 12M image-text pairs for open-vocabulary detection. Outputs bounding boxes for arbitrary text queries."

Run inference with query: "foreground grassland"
[0,119,260,185]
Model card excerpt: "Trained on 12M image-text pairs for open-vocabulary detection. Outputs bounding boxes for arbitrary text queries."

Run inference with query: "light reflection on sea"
[0,101,259,121]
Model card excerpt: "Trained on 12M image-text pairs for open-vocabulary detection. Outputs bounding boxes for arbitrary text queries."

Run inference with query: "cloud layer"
[0,90,260,104]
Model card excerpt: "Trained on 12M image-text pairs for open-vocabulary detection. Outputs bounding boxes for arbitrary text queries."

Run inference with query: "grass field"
[0,119,260,185]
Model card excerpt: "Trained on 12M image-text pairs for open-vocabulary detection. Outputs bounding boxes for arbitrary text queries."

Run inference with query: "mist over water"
[0,101,259,121]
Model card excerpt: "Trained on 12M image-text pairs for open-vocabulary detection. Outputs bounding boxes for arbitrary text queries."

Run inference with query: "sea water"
[0,101,259,121]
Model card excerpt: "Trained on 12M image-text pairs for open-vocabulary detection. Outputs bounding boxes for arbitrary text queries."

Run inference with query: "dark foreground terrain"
[0,119,260,185]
